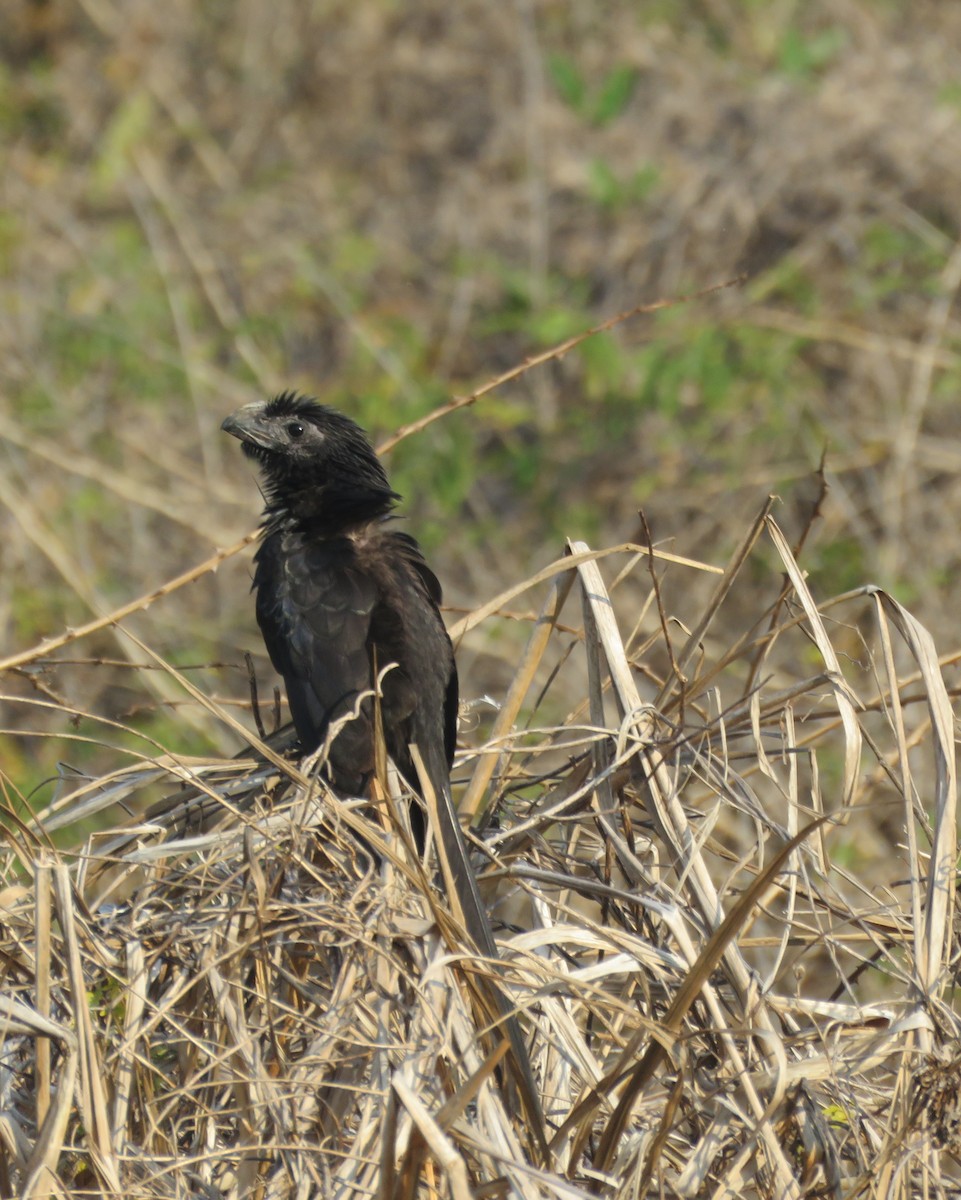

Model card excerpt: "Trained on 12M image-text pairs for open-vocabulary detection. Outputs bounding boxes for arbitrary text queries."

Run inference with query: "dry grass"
[4,3,961,1195]
[2,500,960,1198]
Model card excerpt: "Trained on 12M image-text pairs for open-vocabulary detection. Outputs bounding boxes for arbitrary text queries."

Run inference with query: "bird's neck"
[263,481,396,538]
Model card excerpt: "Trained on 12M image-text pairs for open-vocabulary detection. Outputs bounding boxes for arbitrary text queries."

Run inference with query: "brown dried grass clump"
[1,500,960,1199]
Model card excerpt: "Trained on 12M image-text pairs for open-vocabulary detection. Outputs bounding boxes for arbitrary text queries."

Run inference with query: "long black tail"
[414,742,548,1162]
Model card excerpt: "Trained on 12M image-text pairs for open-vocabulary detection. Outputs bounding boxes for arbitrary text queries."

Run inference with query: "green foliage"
[69,479,111,521]
[593,65,639,126]
[586,159,661,211]
[777,25,847,79]
[578,333,626,401]
[638,324,735,418]
[132,709,220,761]
[637,318,810,434]
[34,221,186,428]
[748,257,820,312]
[853,220,944,307]
[829,836,863,871]
[9,583,83,644]
[446,252,831,550]
[807,535,868,595]
[546,53,586,112]
[937,82,961,111]
[449,247,831,547]
[326,232,382,296]
[556,496,603,544]
[547,55,638,126]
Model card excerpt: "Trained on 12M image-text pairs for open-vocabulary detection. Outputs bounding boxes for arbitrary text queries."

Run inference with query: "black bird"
[221,390,454,843]
[222,392,546,1150]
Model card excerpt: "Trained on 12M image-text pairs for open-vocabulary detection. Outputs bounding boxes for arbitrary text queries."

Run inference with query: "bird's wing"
[382,531,458,766]
[387,531,444,605]
[254,534,379,785]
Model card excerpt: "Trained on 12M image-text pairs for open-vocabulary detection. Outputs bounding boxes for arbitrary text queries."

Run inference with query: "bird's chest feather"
[254,527,430,688]
[255,531,379,643]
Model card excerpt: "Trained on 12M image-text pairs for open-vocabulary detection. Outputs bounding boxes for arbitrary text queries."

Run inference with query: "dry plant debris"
[0,506,959,1200]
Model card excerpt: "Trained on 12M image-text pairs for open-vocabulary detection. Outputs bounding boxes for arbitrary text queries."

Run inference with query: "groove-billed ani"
[221,390,454,843]
[222,392,545,1150]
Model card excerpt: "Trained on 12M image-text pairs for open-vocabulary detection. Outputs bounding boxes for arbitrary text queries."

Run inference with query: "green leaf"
[592,65,637,125]
[628,163,660,201]
[587,158,621,207]
[778,27,846,79]
[547,54,586,112]
[529,307,583,344]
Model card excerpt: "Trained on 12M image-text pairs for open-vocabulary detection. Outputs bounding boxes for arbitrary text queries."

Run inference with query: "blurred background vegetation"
[3,0,961,807]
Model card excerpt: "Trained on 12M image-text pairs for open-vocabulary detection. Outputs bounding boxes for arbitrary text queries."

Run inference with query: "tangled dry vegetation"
[5,10,961,1192]
[1,499,960,1198]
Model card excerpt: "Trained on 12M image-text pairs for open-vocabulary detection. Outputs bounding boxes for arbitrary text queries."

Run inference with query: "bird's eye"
[286,421,305,438]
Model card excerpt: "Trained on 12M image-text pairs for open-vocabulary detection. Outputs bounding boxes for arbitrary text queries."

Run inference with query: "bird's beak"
[221,403,273,451]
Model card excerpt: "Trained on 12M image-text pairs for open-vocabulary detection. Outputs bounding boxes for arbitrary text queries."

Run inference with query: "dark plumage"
[222,392,545,1152]
[221,391,455,837]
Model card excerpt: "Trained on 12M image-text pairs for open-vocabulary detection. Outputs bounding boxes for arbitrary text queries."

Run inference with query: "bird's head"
[222,392,398,524]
